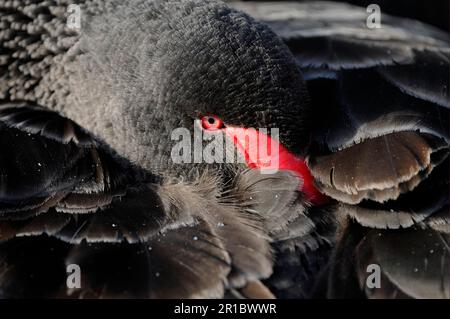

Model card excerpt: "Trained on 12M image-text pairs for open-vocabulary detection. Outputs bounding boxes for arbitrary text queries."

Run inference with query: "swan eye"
[201,115,224,130]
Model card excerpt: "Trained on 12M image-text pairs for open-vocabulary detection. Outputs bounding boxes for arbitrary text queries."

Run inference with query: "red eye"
[201,115,224,130]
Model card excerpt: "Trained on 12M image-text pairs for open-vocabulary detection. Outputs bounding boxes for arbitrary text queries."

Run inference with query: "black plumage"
[0,0,448,299]
[233,1,449,298]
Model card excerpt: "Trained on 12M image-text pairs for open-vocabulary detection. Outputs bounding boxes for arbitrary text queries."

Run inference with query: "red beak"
[224,126,329,206]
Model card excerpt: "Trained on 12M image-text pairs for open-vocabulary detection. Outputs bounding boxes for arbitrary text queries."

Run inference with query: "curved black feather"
[234,1,450,299]
[0,122,86,203]
[232,1,449,71]
[338,158,449,229]
[0,103,93,145]
[310,69,449,151]
[64,217,230,299]
[0,103,275,297]
[308,132,448,204]
[356,227,450,299]
[0,236,70,298]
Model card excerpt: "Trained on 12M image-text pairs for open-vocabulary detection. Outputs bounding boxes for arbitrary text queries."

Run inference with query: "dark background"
[341,0,449,32]
[240,0,450,32]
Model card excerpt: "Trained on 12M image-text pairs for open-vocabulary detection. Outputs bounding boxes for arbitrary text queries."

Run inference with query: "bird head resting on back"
[37,0,311,180]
